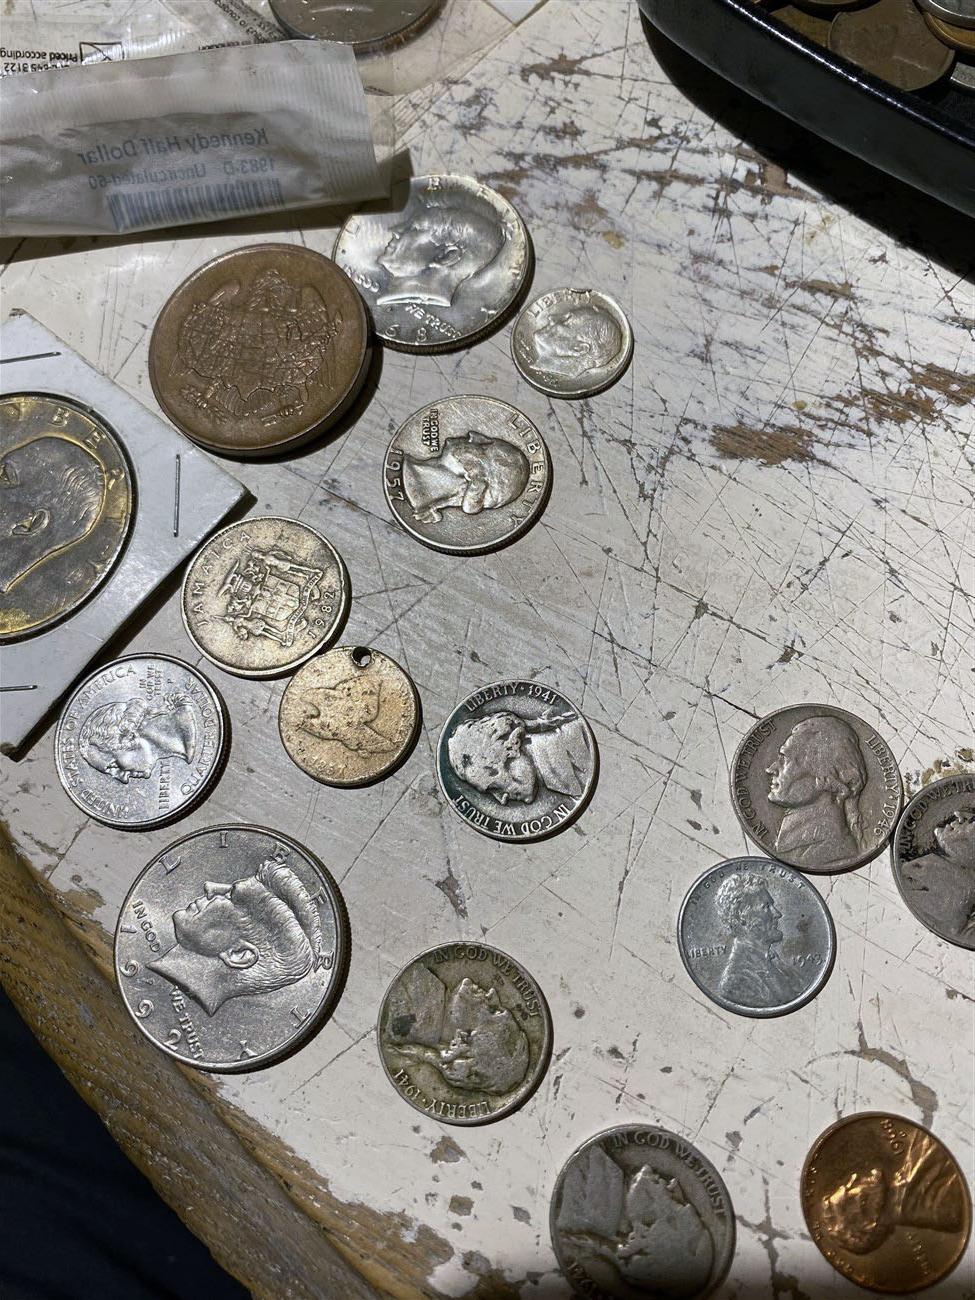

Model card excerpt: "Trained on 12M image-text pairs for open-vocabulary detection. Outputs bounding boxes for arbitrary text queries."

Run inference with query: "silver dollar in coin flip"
[385,396,551,554]
[438,680,597,841]
[55,655,227,829]
[511,288,633,398]
[677,856,836,1017]
[892,774,975,949]
[378,942,552,1125]
[115,824,350,1071]
[333,175,531,351]
[730,703,903,873]
[181,516,350,678]
[270,0,443,49]
[551,1125,736,1299]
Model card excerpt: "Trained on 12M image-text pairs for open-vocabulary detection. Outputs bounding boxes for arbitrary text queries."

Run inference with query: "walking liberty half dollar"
[384,396,551,554]
[333,175,531,352]
[1,393,133,641]
[181,517,350,678]
[891,774,975,949]
[55,655,227,829]
[279,645,420,786]
[438,681,597,841]
[730,704,903,873]
[551,1125,735,1299]
[802,1114,971,1293]
[377,942,552,1125]
[677,857,836,1017]
[511,288,633,398]
[115,824,350,1072]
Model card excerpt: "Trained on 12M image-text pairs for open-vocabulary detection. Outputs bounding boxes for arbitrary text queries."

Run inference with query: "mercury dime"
[333,175,531,352]
[891,774,975,949]
[802,1114,971,1293]
[384,396,551,554]
[270,0,443,49]
[0,393,133,642]
[677,856,836,1017]
[181,517,350,678]
[551,1125,736,1299]
[829,0,955,89]
[115,824,350,1072]
[279,645,420,786]
[149,244,370,456]
[512,289,633,399]
[730,704,903,873]
[377,942,552,1125]
[55,655,227,829]
[438,680,597,841]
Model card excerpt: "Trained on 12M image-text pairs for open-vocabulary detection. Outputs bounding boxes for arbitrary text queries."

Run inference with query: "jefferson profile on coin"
[713,872,804,1008]
[447,707,590,806]
[148,858,327,1016]
[79,693,198,785]
[377,198,505,307]
[528,302,622,378]
[0,435,106,595]
[767,714,868,868]
[401,430,530,525]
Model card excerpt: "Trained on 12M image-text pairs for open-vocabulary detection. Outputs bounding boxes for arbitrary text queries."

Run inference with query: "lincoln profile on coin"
[527,301,622,378]
[447,707,590,807]
[79,692,198,784]
[401,430,530,525]
[377,197,505,307]
[0,434,106,595]
[148,858,327,1017]
[712,872,805,1007]
[766,714,869,866]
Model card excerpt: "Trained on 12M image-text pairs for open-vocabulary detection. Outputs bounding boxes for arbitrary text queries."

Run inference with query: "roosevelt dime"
[181,517,350,678]
[115,824,350,1072]
[270,0,443,49]
[729,704,903,874]
[149,244,370,456]
[0,394,133,642]
[384,396,551,554]
[891,774,975,949]
[511,288,633,398]
[437,680,597,841]
[333,175,531,352]
[551,1125,736,1300]
[802,1114,971,1293]
[279,645,420,786]
[55,655,227,829]
[677,856,836,1017]
[377,942,552,1125]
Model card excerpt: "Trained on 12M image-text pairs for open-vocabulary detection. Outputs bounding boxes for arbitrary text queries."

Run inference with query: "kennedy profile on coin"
[512,288,633,398]
[892,775,975,949]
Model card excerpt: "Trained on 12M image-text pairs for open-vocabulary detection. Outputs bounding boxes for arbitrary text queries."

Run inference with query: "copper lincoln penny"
[149,243,370,457]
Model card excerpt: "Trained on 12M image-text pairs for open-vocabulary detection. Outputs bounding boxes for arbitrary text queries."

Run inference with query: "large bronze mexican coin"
[829,0,955,89]
[149,244,370,457]
[0,393,132,641]
[802,1113,971,1292]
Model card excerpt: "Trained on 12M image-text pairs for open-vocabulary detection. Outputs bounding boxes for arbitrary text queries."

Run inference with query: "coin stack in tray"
[40,146,971,1295]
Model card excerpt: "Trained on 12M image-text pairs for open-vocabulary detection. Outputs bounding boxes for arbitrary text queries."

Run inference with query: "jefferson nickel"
[891,774,975,949]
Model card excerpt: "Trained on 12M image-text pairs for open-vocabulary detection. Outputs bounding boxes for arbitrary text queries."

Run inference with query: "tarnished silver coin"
[181,516,350,679]
[279,645,420,786]
[437,680,597,841]
[377,941,552,1125]
[891,775,975,949]
[55,655,227,829]
[677,856,836,1017]
[511,288,633,398]
[916,0,975,29]
[333,175,531,352]
[730,704,903,873]
[384,396,551,554]
[551,1125,736,1300]
[270,0,443,49]
[115,824,350,1072]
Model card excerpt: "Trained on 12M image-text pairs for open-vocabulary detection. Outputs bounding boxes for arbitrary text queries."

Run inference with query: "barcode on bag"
[106,178,285,231]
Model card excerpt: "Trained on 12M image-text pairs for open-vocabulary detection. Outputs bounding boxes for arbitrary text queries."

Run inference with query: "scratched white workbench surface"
[2,2,973,1296]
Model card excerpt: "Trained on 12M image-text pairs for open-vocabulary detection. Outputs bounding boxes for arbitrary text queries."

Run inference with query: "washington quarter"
[678,857,836,1017]
[891,774,975,949]
[55,655,227,829]
[384,396,551,554]
[730,704,903,873]
[181,517,350,678]
[511,288,633,398]
[279,645,420,786]
[115,824,350,1072]
[333,175,531,352]
[437,680,597,841]
[270,0,444,49]
[377,942,552,1125]
[551,1125,736,1299]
